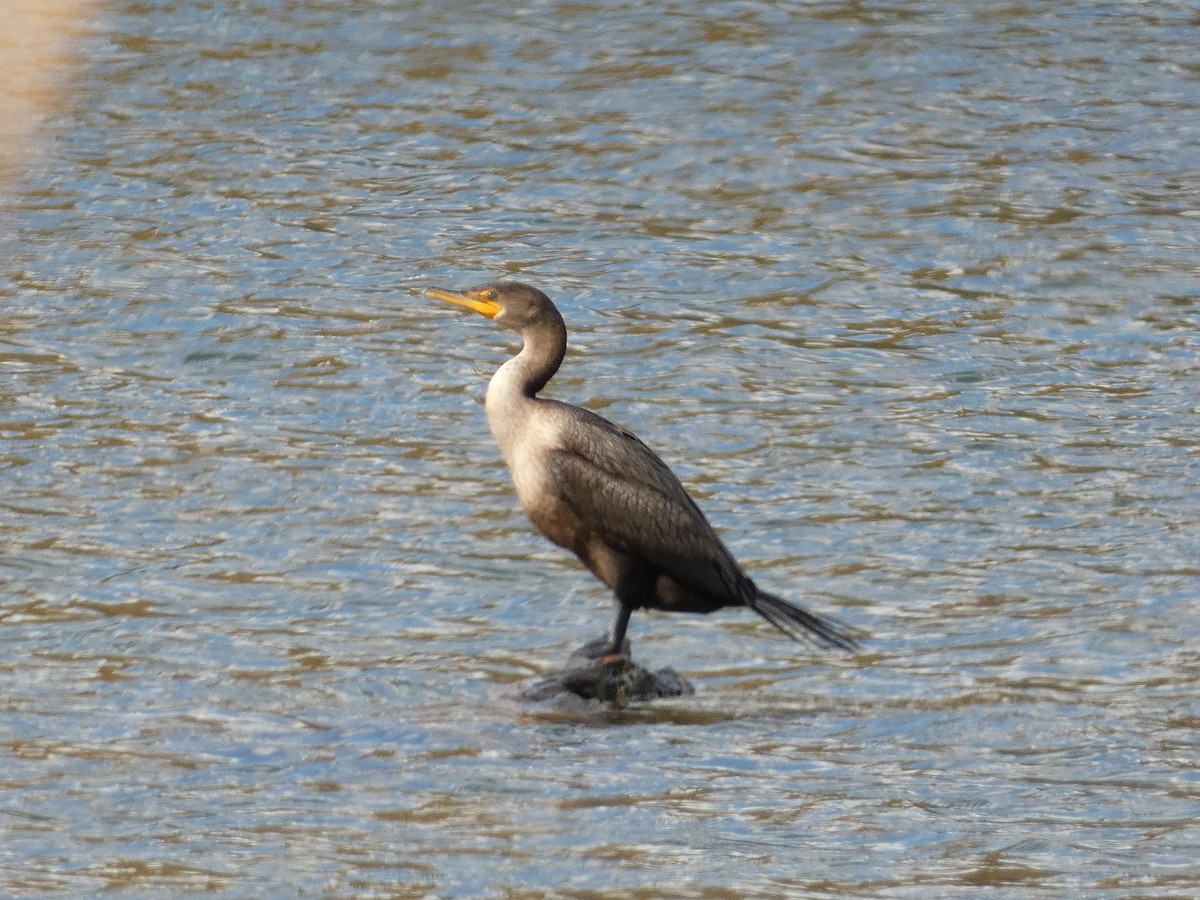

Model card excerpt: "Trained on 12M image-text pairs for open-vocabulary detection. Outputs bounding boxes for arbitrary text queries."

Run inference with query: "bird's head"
[423,281,558,333]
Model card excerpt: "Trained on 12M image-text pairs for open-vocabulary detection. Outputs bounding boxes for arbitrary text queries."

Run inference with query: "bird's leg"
[603,562,652,661]
[585,560,651,664]
[605,601,633,659]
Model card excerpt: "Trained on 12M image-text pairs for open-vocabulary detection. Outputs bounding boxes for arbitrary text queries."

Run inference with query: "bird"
[424,281,857,658]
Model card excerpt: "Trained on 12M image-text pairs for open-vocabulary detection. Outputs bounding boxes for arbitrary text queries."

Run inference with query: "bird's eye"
[484,290,497,300]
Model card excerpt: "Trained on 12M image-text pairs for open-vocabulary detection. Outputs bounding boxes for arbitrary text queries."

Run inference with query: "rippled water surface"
[3,1,1199,896]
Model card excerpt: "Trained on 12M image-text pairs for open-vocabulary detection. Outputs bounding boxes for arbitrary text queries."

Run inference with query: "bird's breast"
[486,402,582,551]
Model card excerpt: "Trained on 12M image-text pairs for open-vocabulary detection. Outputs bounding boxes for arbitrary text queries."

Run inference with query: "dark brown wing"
[543,403,860,650]
[544,403,746,602]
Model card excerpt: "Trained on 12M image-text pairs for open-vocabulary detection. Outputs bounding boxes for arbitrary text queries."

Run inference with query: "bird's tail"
[747,585,859,652]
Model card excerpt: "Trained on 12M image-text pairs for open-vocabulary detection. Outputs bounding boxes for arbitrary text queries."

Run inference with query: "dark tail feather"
[748,587,859,652]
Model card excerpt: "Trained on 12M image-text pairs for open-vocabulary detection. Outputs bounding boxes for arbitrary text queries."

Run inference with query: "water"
[2,1,1199,895]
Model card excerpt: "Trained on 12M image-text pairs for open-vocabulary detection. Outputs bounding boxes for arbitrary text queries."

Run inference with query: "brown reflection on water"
[0,1,105,183]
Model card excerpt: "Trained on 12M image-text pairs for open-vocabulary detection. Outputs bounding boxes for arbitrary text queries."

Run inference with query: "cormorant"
[425,281,857,657]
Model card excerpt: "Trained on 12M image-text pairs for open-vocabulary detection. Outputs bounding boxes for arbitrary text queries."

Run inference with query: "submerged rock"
[520,638,695,705]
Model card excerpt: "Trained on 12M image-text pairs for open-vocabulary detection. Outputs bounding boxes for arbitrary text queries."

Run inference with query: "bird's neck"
[484,316,567,445]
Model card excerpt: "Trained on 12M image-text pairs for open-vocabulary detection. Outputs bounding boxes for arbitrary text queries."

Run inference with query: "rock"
[520,638,696,705]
